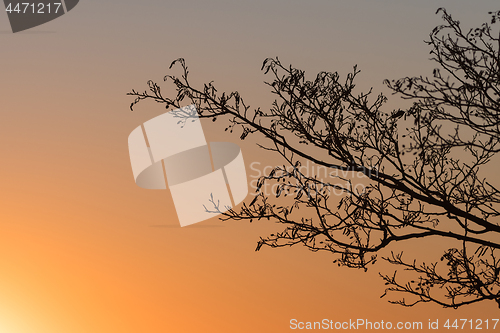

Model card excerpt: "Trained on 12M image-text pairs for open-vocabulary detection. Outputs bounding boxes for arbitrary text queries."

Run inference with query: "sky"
[1,0,499,332]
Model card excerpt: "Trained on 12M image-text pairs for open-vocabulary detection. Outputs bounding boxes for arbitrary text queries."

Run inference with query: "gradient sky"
[1,0,499,332]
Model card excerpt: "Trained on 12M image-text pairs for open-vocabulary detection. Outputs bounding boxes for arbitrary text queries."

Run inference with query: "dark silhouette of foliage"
[128,8,500,309]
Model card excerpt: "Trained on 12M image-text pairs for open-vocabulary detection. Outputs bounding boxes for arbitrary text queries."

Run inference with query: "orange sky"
[1,1,499,332]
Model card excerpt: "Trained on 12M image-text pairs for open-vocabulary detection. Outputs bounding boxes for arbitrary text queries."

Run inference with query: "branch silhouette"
[128,8,500,309]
